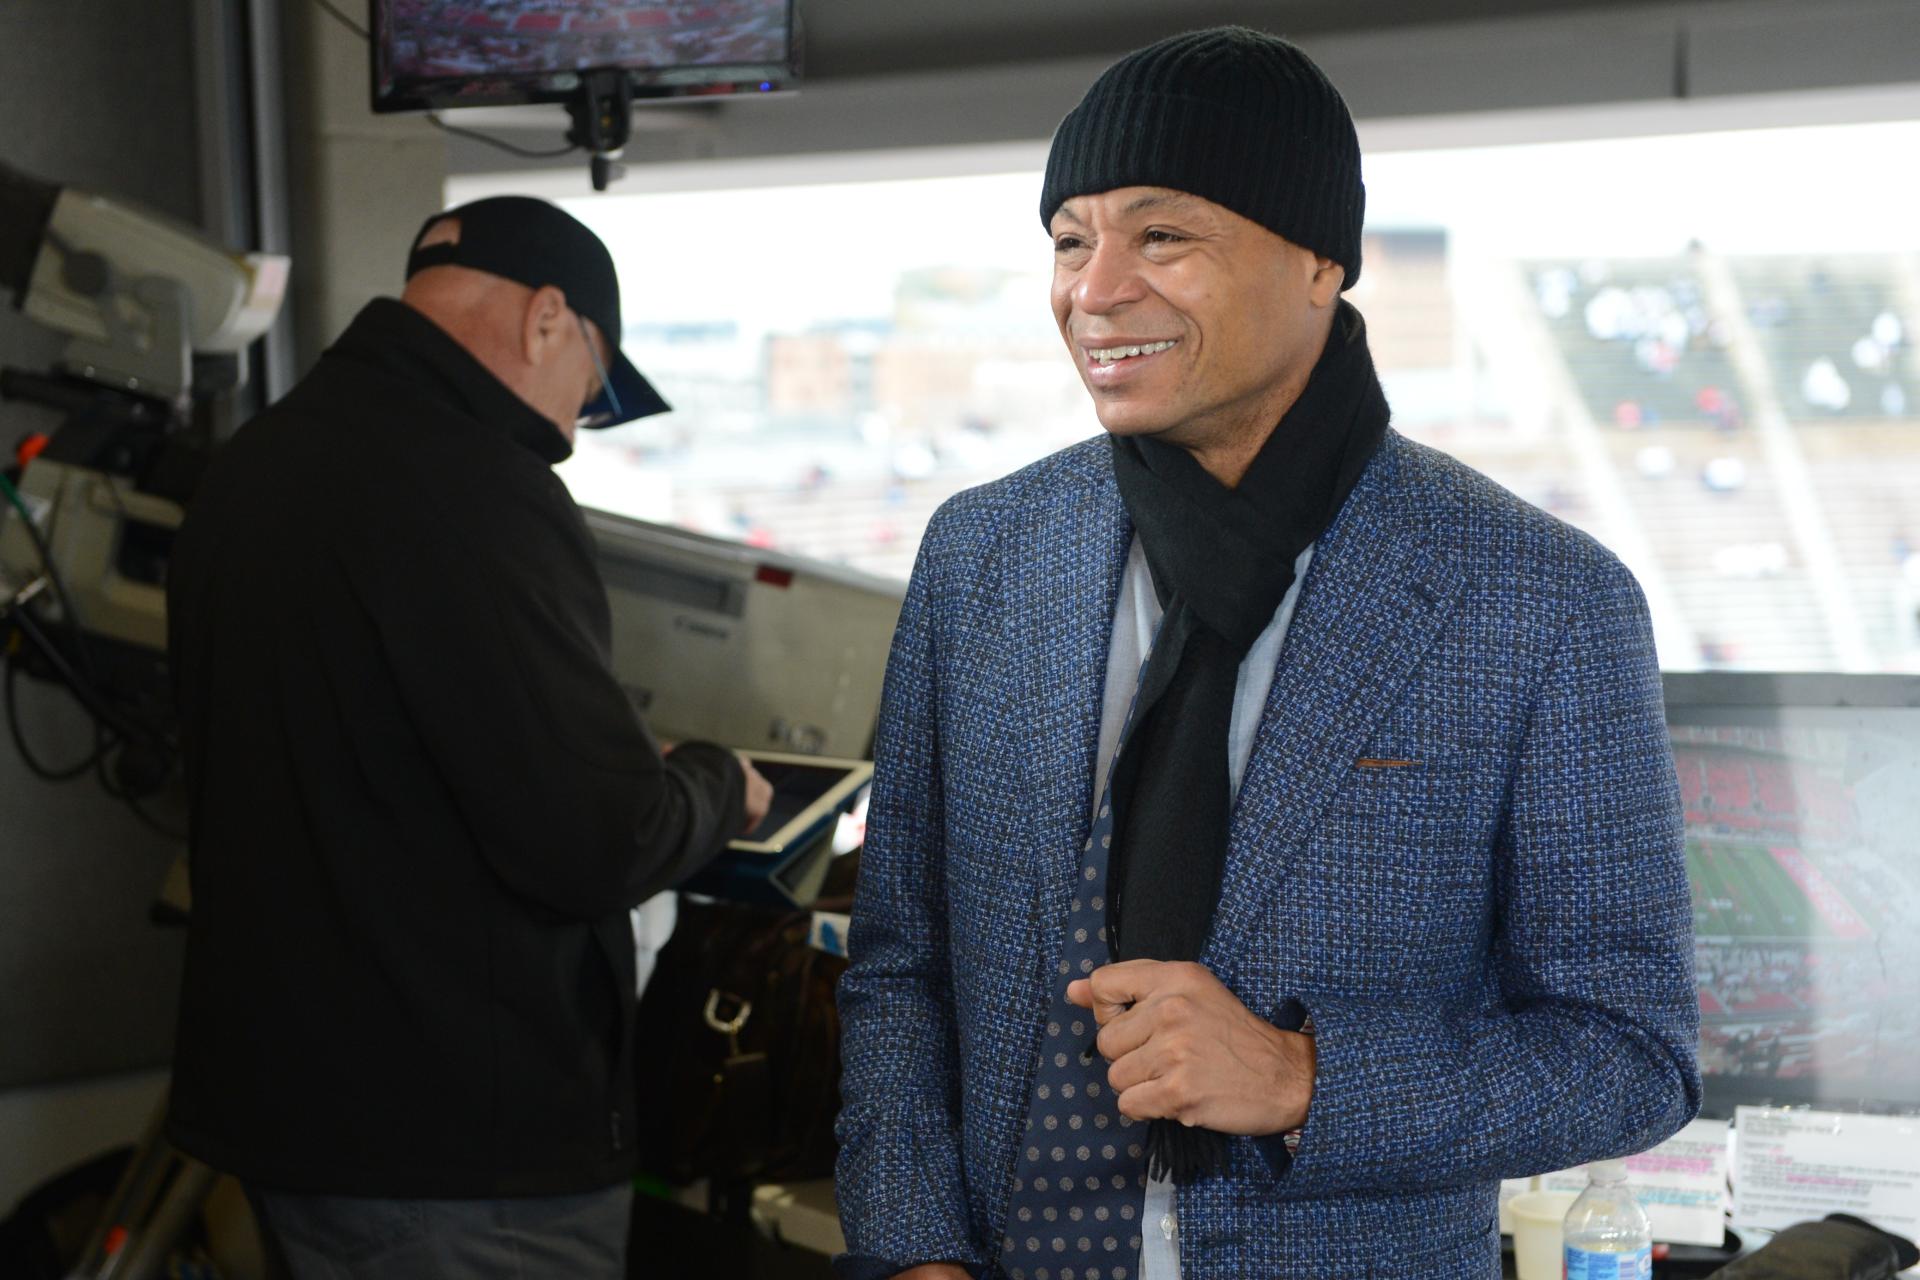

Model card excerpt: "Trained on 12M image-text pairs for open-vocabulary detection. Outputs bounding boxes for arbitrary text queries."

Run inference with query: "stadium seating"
[1732,256,1920,422]
[1521,252,1920,671]
[1526,257,1740,428]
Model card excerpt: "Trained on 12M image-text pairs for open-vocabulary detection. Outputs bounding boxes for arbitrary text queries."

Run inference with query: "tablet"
[727,751,873,856]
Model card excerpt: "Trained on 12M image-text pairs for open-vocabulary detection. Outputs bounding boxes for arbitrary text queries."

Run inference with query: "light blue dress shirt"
[1090,536,1314,1280]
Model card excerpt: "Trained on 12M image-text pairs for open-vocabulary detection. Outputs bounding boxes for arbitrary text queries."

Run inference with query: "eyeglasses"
[574,311,623,431]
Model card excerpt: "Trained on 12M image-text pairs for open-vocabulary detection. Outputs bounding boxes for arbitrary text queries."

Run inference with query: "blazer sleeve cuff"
[1254,1129,1298,1180]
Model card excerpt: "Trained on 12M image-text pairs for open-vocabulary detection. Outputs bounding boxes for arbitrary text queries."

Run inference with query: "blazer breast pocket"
[1330,756,1473,822]
[1288,759,1492,989]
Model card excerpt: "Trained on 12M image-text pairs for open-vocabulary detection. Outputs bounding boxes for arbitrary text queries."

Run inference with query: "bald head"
[400,217,610,445]
[402,262,539,368]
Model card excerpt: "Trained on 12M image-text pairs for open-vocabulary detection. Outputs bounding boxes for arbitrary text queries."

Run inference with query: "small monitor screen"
[739,759,854,846]
[1666,677,1920,1115]
[373,1,795,111]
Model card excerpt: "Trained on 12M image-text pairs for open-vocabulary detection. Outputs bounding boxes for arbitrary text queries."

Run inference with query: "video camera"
[0,160,288,806]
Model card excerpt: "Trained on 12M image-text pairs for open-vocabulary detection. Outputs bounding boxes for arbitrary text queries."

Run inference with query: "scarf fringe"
[1145,1119,1230,1185]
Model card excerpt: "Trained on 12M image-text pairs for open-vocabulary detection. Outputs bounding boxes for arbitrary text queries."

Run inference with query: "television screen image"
[373,0,794,111]
[1665,675,1920,1115]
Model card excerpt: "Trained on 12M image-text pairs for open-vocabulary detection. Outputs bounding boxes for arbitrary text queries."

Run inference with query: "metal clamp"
[703,989,752,1037]
[704,989,752,1058]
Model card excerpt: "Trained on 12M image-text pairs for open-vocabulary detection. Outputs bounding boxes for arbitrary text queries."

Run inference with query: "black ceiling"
[797,0,1674,78]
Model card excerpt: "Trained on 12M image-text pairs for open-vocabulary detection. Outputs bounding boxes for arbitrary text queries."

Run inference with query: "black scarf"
[1104,300,1389,1182]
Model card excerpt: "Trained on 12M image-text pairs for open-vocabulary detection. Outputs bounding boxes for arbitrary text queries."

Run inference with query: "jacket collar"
[1204,432,1464,969]
[1012,442,1135,916]
[325,297,573,465]
[1010,432,1465,952]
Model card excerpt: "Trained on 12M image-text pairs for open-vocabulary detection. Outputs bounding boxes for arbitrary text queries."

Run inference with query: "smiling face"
[1049,186,1346,484]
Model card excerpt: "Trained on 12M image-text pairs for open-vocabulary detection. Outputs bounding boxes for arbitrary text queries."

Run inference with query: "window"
[453,116,1920,672]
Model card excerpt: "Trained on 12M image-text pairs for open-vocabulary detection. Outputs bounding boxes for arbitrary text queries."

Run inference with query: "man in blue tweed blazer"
[836,28,1699,1280]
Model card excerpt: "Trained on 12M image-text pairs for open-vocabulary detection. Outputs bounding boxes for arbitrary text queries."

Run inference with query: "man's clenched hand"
[1066,960,1314,1136]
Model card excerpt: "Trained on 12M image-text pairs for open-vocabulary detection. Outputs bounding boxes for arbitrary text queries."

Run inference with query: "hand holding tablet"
[728,751,872,855]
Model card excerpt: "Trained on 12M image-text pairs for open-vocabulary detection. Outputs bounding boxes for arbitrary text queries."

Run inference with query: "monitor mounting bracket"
[564,70,633,193]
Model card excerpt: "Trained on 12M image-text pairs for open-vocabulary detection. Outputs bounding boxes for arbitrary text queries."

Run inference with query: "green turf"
[1686,836,1855,941]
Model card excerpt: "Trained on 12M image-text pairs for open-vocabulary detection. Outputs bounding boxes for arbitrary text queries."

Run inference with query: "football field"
[1687,836,1874,941]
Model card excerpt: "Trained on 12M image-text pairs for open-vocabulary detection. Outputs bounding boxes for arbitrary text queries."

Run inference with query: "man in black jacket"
[165,196,770,1277]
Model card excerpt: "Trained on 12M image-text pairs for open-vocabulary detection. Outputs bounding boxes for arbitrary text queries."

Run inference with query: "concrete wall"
[0,0,205,1215]
[280,0,449,368]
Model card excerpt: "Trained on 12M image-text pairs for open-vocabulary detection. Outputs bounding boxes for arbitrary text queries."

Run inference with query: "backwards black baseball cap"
[405,195,669,428]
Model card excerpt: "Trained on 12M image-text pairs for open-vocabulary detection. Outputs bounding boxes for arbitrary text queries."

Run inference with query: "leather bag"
[631,888,850,1187]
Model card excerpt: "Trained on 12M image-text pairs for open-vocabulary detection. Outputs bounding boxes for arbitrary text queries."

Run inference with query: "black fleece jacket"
[165,298,745,1196]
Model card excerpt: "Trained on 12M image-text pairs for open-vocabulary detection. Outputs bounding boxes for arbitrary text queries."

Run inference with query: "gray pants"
[249,1183,631,1280]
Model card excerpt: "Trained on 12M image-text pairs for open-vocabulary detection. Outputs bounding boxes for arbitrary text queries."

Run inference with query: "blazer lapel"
[1205,435,1466,966]
[1012,452,1133,911]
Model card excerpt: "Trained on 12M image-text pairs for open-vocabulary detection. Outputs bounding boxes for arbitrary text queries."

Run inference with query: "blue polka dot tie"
[998,783,1148,1280]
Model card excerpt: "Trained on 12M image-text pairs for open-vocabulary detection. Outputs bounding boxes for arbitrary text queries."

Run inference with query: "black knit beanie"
[1041,26,1366,289]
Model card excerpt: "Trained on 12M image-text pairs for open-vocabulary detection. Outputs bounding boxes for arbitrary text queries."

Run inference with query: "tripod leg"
[67,1101,174,1278]
[102,1156,218,1280]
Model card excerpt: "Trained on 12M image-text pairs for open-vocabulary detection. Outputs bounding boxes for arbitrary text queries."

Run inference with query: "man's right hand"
[891,1268,971,1280]
[737,754,773,833]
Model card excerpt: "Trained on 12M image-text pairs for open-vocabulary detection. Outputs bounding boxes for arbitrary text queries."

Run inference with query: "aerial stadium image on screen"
[1675,720,1920,1110]
[382,0,788,79]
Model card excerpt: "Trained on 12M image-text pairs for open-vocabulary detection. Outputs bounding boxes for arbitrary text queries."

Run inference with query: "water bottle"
[1563,1158,1653,1280]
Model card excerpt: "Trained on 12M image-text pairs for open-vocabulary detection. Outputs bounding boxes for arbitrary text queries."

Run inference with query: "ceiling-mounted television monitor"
[370,0,797,113]
[1662,672,1920,1118]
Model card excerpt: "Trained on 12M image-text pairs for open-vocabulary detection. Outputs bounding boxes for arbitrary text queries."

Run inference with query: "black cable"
[314,0,368,41]
[2,653,111,780]
[0,477,174,749]
[0,472,100,680]
[6,605,186,838]
[3,598,165,748]
[2,477,183,820]
[6,640,183,840]
[4,605,183,840]
[429,114,579,159]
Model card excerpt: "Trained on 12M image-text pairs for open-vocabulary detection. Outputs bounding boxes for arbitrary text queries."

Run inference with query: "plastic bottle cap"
[1589,1158,1629,1179]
